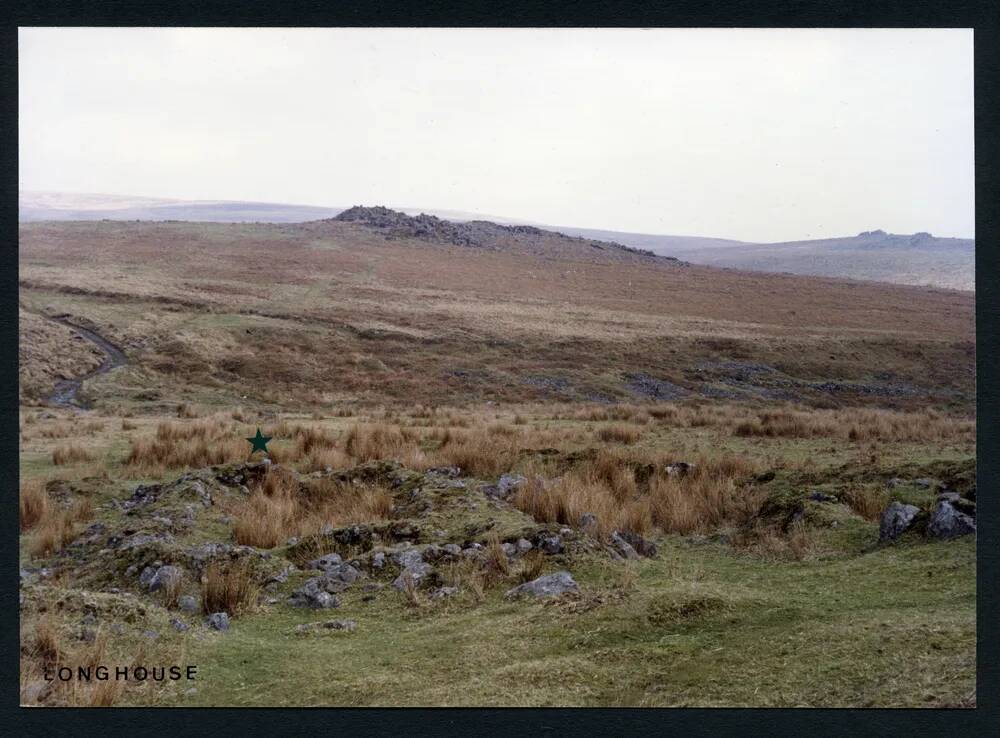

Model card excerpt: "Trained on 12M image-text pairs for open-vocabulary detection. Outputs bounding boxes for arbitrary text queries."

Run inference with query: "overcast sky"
[19,28,973,241]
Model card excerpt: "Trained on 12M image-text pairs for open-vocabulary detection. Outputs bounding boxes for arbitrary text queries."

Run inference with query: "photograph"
[17,27,975,708]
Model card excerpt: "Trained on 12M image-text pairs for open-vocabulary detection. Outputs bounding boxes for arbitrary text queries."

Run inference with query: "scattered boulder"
[148,565,183,592]
[170,618,189,633]
[538,535,563,555]
[430,586,459,600]
[610,531,639,560]
[927,501,976,540]
[177,595,199,614]
[618,530,657,558]
[879,501,920,542]
[288,578,342,609]
[391,562,432,590]
[307,553,343,571]
[496,474,526,499]
[515,538,533,555]
[206,612,229,631]
[505,571,580,599]
[578,512,598,530]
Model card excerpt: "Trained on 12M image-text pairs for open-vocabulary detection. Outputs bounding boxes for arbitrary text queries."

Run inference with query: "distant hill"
[661,230,975,292]
[18,191,344,223]
[20,191,973,290]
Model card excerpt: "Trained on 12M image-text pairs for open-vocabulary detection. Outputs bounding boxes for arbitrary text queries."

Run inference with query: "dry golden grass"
[843,487,891,522]
[125,417,246,475]
[201,559,260,616]
[29,498,93,557]
[595,424,643,444]
[20,480,49,531]
[231,466,393,548]
[513,450,761,539]
[52,443,94,465]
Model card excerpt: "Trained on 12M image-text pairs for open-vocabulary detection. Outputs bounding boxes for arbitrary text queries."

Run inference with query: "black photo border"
[1,1,997,735]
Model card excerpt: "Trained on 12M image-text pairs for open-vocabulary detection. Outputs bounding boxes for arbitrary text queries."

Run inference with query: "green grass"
[149,535,974,708]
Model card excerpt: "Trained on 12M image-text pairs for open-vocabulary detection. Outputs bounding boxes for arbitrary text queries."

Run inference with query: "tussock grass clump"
[595,424,643,444]
[232,466,393,548]
[201,559,260,617]
[52,443,94,465]
[20,480,50,531]
[513,450,760,539]
[29,498,93,557]
[842,486,890,522]
[125,417,246,474]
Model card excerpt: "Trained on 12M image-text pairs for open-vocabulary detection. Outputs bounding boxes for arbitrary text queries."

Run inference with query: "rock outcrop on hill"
[332,205,668,260]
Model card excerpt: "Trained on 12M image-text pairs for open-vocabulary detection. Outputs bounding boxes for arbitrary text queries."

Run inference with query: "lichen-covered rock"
[505,571,580,599]
[927,501,976,539]
[879,501,920,541]
[206,612,229,631]
[177,595,199,613]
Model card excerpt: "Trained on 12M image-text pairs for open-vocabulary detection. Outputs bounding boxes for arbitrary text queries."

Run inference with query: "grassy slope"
[18,219,976,707]
[156,535,973,708]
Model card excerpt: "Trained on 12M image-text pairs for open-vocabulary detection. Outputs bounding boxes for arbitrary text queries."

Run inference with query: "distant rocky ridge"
[331,205,664,259]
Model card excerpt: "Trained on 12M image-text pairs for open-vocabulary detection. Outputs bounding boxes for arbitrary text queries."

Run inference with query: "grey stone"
[139,566,157,586]
[927,501,976,540]
[501,542,517,558]
[515,538,533,554]
[610,531,639,560]
[505,571,580,599]
[578,512,598,529]
[879,501,921,541]
[539,535,563,554]
[143,630,159,640]
[914,478,933,488]
[178,595,199,613]
[207,612,230,631]
[391,562,433,590]
[496,474,526,498]
[430,586,459,600]
[307,553,344,572]
[392,548,425,569]
[148,565,183,592]
[170,618,189,633]
[441,543,462,557]
[371,551,386,569]
[619,530,657,558]
[288,578,342,608]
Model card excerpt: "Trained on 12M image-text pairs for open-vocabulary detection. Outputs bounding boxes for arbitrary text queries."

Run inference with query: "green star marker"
[246,427,272,455]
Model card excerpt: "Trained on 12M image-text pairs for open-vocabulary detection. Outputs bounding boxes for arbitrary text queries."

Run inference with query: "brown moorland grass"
[842,486,892,522]
[232,465,393,548]
[52,443,94,465]
[29,498,93,557]
[201,559,260,617]
[20,480,49,531]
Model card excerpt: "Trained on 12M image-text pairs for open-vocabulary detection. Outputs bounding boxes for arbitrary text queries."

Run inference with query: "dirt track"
[46,316,127,408]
